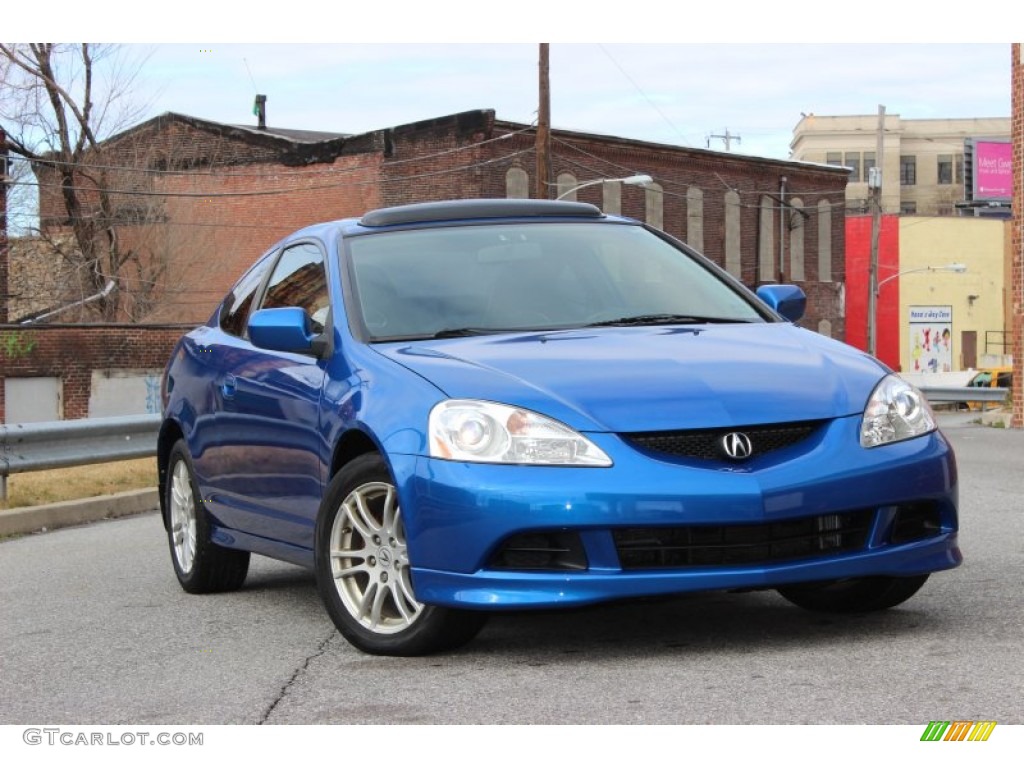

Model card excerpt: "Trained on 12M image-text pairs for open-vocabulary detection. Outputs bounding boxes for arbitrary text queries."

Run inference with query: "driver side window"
[259,242,330,333]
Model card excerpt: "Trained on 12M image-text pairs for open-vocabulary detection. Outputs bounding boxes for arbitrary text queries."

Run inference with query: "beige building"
[897,217,1010,373]
[790,114,1010,216]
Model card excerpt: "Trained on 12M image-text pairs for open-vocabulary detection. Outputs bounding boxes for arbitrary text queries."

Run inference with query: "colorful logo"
[921,721,996,742]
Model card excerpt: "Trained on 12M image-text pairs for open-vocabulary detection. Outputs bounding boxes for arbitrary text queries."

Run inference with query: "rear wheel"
[166,440,249,593]
[315,454,487,656]
[777,574,929,613]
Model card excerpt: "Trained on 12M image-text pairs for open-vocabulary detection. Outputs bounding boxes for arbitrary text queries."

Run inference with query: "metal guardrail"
[0,414,160,501]
[918,386,1009,410]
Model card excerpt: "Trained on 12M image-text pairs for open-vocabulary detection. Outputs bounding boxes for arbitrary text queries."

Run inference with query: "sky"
[130,42,1012,161]
[5,3,1017,164]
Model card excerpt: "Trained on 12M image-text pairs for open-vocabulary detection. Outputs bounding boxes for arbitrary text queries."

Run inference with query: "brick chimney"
[254,95,267,131]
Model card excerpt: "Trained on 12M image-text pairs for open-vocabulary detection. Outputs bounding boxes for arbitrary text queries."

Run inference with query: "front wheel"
[165,439,249,593]
[314,454,487,656]
[777,574,930,613]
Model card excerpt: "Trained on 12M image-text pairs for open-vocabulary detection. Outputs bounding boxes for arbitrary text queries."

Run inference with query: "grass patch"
[0,458,157,510]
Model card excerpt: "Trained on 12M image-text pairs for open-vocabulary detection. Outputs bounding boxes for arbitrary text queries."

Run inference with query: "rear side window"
[220,258,272,337]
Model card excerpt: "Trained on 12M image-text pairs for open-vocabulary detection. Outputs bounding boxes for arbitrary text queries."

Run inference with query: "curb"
[0,488,160,537]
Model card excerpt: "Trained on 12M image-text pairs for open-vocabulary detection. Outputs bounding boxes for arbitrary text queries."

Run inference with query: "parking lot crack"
[259,631,336,724]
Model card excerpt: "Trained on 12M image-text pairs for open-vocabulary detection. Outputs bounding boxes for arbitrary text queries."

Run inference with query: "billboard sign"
[909,306,953,373]
[973,140,1012,201]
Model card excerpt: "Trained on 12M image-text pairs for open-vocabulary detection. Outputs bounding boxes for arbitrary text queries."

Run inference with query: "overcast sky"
[131,42,1012,161]
[6,4,1017,164]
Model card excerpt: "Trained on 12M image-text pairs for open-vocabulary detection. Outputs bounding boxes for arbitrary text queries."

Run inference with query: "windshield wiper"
[428,327,511,339]
[585,313,749,328]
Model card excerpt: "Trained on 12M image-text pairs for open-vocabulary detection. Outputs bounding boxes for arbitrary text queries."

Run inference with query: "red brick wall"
[1012,44,1022,428]
[36,116,384,323]
[31,109,849,337]
[0,324,190,422]
[136,152,383,322]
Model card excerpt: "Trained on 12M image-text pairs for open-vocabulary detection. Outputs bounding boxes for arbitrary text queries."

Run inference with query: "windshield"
[345,221,766,341]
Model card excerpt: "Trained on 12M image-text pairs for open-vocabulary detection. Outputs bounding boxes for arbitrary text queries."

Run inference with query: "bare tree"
[0,43,155,320]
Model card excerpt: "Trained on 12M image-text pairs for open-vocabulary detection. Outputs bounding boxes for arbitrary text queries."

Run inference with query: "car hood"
[376,324,888,433]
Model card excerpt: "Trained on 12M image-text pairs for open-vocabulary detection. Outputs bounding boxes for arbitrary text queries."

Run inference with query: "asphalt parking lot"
[0,413,1021,726]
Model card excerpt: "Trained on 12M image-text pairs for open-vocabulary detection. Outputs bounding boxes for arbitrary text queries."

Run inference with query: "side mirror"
[248,307,318,355]
[756,284,807,323]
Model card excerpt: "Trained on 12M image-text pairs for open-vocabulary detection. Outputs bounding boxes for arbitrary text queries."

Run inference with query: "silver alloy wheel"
[329,481,423,634]
[169,459,197,574]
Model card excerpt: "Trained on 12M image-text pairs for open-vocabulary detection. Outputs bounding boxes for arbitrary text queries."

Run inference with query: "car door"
[210,240,330,549]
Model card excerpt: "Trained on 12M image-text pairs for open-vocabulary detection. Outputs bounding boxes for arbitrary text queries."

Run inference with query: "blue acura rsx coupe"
[158,198,961,656]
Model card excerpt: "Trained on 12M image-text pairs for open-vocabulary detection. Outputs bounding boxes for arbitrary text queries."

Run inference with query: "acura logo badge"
[721,432,754,460]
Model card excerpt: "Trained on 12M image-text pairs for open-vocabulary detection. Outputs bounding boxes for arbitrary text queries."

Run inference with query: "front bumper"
[391,416,960,609]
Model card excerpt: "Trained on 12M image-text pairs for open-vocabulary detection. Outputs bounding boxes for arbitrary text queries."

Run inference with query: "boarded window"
[686,187,704,253]
[725,190,741,279]
[505,167,529,199]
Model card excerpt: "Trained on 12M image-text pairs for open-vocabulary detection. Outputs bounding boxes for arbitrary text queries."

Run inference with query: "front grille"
[623,420,824,462]
[613,510,873,570]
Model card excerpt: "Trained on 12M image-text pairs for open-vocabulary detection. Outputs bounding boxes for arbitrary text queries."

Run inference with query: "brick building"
[29,108,850,333]
[6,109,851,423]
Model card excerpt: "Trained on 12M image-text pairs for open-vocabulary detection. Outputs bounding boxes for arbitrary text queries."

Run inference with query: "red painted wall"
[845,214,900,371]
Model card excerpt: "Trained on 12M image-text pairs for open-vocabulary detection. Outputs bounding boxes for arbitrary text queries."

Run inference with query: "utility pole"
[535,43,552,200]
[867,105,885,358]
[707,129,742,151]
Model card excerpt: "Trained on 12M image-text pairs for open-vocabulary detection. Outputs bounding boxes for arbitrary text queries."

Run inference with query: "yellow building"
[897,217,1009,373]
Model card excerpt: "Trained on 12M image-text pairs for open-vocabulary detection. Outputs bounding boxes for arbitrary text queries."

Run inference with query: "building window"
[758,196,775,283]
[602,181,621,215]
[937,155,954,185]
[900,200,917,215]
[826,151,843,168]
[899,155,916,186]
[955,153,964,185]
[844,152,861,182]
[645,183,664,231]
[556,173,578,201]
[686,186,704,253]
[505,167,529,199]
[724,190,741,279]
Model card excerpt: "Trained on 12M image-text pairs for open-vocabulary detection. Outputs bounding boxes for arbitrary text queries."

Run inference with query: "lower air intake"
[613,510,873,569]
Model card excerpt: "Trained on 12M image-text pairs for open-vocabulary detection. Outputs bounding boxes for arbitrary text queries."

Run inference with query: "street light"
[876,263,967,295]
[868,263,967,358]
[556,174,653,200]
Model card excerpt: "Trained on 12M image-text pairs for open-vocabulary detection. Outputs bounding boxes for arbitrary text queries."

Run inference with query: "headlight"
[860,375,936,448]
[429,400,612,466]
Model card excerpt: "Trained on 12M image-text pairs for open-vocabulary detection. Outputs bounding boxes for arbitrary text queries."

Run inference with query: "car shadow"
[458,590,945,659]
[237,566,947,658]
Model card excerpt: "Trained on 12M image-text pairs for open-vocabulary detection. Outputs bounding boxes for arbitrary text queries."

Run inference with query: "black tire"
[314,453,487,656]
[165,439,249,594]
[777,574,929,613]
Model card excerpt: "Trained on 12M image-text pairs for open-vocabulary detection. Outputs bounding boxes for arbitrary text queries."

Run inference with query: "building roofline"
[492,117,849,176]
